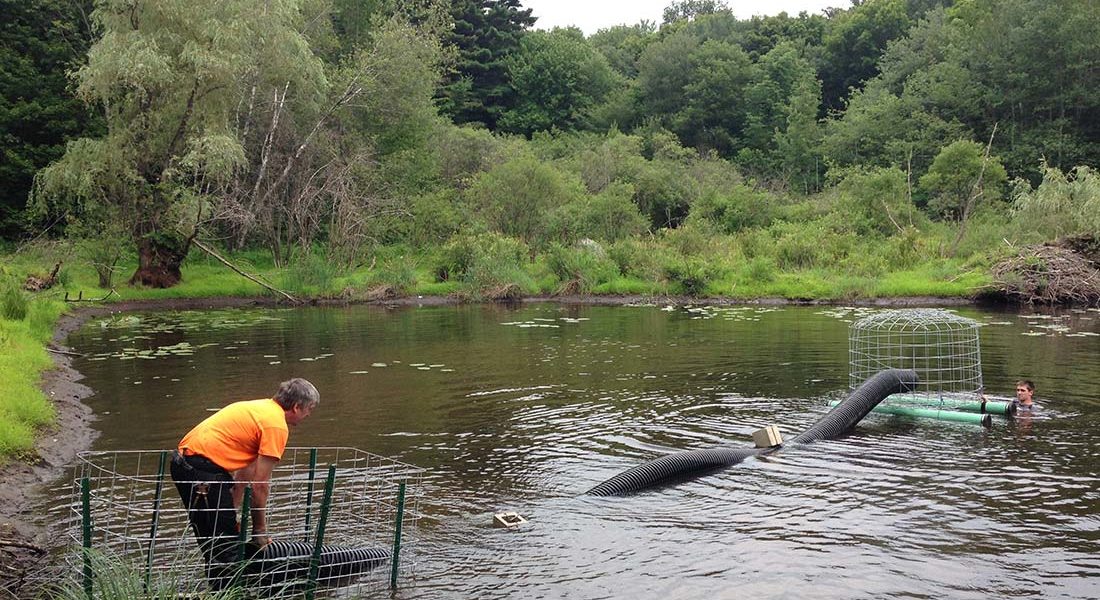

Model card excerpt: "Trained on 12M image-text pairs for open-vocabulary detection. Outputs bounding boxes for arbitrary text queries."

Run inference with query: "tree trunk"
[130,235,188,288]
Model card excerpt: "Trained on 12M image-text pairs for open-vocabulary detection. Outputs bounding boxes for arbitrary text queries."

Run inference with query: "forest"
[1,0,1098,305]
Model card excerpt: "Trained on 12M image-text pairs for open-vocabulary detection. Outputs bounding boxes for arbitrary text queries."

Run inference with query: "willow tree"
[34,0,325,287]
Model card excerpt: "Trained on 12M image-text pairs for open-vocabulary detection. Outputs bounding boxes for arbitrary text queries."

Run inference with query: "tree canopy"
[6,0,1098,293]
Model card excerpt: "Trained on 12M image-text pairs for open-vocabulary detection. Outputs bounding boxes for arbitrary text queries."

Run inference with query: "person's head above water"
[1015,379,1035,405]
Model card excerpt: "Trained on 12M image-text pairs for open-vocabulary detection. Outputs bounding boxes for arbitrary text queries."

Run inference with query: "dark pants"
[170,451,240,585]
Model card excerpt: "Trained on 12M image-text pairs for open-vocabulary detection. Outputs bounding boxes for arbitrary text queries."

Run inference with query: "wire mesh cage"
[849,309,984,400]
[58,447,425,598]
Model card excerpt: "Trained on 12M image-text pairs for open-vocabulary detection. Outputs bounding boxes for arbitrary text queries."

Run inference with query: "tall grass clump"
[46,549,246,600]
[1,275,28,321]
[663,255,721,296]
[545,242,619,294]
[369,256,419,298]
[1013,164,1100,240]
[280,250,339,296]
[608,238,668,281]
[744,255,777,283]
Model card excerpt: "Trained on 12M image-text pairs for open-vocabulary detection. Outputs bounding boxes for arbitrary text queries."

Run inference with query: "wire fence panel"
[53,447,425,598]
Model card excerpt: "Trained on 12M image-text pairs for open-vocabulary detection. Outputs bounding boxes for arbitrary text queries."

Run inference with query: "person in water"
[169,378,319,570]
[1013,379,1039,413]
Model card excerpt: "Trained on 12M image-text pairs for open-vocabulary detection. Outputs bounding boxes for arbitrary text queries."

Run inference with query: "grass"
[43,549,247,600]
[0,299,64,462]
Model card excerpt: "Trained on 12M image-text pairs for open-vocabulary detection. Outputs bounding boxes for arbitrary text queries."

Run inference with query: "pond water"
[64,303,1100,598]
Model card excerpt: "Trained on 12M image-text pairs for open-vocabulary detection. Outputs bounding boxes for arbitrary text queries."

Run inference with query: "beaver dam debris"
[991,238,1100,305]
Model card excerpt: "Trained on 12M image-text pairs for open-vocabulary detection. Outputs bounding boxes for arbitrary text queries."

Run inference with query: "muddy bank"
[1,308,97,592]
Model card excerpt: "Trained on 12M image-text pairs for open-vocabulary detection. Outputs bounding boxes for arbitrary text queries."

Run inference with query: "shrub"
[545,243,620,294]
[408,190,466,246]
[433,125,511,189]
[688,184,776,233]
[632,160,695,229]
[436,233,536,300]
[436,232,528,282]
[659,223,712,257]
[608,238,667,280]
[663,255,720,296]
[1012,164,1100,240]
[465,155,586,246]
[569,131,647,193]
[919,140,1008,221]
[771,221,825,270]
[833,166,919,236]
[546,182,648,244]
[371,256,419,297]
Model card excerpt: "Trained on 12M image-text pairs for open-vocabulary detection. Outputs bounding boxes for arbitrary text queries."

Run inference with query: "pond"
[63,303,1100,598]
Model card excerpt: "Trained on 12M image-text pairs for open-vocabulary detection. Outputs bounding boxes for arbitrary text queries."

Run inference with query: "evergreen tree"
[438,0,534,129]
[0,0,100,240]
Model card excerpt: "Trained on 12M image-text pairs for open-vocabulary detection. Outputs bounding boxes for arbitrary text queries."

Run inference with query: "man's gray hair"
[274,378,320,410]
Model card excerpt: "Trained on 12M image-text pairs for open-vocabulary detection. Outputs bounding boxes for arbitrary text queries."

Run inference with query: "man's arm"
[234,455,278,545]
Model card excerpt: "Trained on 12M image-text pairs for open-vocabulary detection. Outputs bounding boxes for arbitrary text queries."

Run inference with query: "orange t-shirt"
[178,398,289,471]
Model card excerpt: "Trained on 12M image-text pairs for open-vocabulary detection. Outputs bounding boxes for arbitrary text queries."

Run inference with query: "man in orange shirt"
[170,378,319,571]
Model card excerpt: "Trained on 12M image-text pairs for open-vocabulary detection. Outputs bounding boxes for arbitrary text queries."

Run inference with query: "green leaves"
[499,29,619,135]
[919,139,1007,221]
[1013,164,1100,240]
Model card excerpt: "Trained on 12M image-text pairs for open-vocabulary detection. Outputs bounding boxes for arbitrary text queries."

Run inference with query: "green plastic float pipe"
[390,480,407,590]
[306,464,337,600]
[144,451,168,592]
[829,400,993,426]
[883,394,1015,415]
[303,448,318,544]
[81,476,92,600]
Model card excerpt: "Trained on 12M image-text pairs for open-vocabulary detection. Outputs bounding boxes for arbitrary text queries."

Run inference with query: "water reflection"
[63,304,1100,599]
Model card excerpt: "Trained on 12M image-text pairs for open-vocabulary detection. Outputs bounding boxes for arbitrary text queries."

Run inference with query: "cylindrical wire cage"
[54,447,424,598]
[849,309,983,399]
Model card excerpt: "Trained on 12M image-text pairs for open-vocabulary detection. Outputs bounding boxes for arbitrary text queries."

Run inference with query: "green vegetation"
[44,550,245,600]
[0,275,61,461]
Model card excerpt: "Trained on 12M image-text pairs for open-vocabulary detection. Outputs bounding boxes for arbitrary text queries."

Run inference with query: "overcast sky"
[523,1,852,35]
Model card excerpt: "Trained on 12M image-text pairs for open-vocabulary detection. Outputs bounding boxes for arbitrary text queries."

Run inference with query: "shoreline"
[0,291,980,592]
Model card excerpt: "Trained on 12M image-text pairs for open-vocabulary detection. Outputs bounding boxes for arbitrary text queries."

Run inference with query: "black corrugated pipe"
[585,369,919,496]
[787,368,918,444]
[212,540,390,591]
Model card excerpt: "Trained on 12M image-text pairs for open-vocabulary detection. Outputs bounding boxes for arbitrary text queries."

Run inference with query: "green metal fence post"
[390,480,407,589]
[237,486,252,563]
[303,448,318,543]
[143,450,168,592]
[81,476,92,600]
[306,464,337,600]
